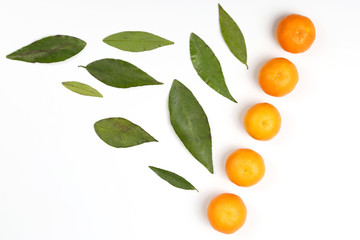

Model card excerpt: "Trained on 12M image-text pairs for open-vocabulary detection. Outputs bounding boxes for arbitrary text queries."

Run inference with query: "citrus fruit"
[207,193,247,234]
[258,57,299,97]
[244,103,281,140]
[276,13,316,53]
[226,148,265,187]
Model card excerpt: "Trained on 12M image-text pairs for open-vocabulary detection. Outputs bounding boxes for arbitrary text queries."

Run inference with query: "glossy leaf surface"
[149,166,198,191]
[169,80,213,173]
[190,33,236,103]
[94,118,157,148]
[219,4,248,68]
[7,35,86,63]
[103,31,174,52]
[81,58,163,88]
[62,81,103,97]
[82,58,163,88]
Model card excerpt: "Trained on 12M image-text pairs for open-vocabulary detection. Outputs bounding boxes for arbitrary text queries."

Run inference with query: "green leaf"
[94,118,157,148]
[81,58,163,88]
[6,35,86,63]
[189,33,237,103]
[219,4,248,69]
[103,31,174,52]
[169,80,213,174]
[62,81,103,97]
[149,166,198,191]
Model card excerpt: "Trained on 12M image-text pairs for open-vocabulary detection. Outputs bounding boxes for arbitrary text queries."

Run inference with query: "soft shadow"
[220,145,249,177]
[200,193,216,222]
[219,147,236,178]
[239,101,258,129]
[252,58,271,86]
[272,13,291,44]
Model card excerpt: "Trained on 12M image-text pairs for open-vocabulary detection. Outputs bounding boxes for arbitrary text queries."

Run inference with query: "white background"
[1,0,360,239]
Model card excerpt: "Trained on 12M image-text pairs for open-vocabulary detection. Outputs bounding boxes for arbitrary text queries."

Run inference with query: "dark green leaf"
[103,31,174,52]
[94,118,157,148]
[189,33,236,103]
[169,80,213,174]
[81,58,163,88]
[6,35,86,63]
[149,166,198,191]
[219,4,248,69]
[62,81,103,97]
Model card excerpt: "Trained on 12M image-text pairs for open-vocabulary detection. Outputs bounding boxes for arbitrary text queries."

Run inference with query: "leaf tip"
[94,91,104,98]
[80,40,87,49]
[193,187,199,192]
[170,79,179,89]
[6,52,20,61]
[207,164,214,174]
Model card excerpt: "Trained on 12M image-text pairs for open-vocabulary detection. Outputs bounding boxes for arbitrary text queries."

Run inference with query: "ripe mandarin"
[258,57,299,97]
[207,193,247,234]
[244,103,281,141]
[276,14,316,53]
[226,148,265,187]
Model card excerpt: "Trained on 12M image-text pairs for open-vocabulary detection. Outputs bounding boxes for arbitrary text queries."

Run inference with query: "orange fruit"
[226,148,265,187]
[258,57,299,97]
[207,193,247,234]
[276,14,316,53]
[244,103,281,140]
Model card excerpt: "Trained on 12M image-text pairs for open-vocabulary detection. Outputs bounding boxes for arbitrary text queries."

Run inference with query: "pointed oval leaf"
[189,33,237,103]
[81,58,163,88]
[6,35,86,63]
[149,166,198,191]
[103,31,174,52]
[169,80,213,174]
[62,81,103,97]
[94,118,157,148]
[219,4,248,69]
